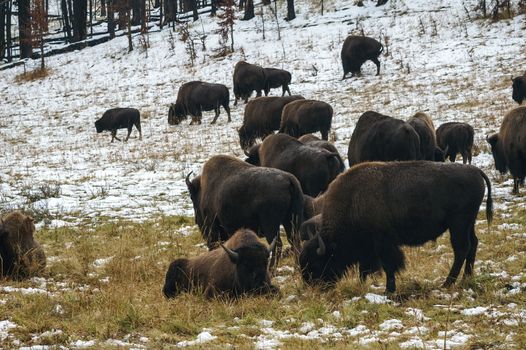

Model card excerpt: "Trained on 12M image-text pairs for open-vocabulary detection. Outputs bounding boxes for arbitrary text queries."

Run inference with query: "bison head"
[238,126,255,151]
[512,76,526,105]
[299,233,342,285]
[221,237,278,295]
[244,144,261,165]
[433,146,446,162]
[168,103,187,125]
[487,133,508,174]
[94,119,105,133]
[185,173,204,230]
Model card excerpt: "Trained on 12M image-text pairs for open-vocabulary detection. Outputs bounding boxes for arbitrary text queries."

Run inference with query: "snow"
[0,320,17,341]
[378,319,403,331]
[364,293,391,304]
[461,306,488,316]
[176,331,217,347]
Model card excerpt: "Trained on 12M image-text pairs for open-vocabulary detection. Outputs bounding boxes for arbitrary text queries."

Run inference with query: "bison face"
[95,119,104,133]
[238,126,254,151]
[232,246,275,294]
[186,174,204,229]
[168,103,186,125]
[244,144,261,165]
[433,147,446,162]
[299,235,341,285]
[487,133,508,174]
[512,77,525,104]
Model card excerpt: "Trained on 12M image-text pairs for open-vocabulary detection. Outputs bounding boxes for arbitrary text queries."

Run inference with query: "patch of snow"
[379,319,403,331]
[364,293,390,304]
[461,306,488,316]
[176,331,216,347]
[0,320,17,341]
[70,340,96,348]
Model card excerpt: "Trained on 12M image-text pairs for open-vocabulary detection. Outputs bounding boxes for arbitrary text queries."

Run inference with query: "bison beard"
[299,161,493,294]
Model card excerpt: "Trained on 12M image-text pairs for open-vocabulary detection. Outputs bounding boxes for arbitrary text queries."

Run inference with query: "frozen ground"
[1,0,526,348]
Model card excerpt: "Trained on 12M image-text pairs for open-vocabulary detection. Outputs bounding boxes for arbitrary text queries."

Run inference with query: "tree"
[107,0,115,38]
[61,0,72,40]
[216,0,235,53]
[72,0,87,42]
[18,0,32,58]
[0,0,7,61]
[31,0,47,69]
[285,0,295,21]
[243,0,254,20]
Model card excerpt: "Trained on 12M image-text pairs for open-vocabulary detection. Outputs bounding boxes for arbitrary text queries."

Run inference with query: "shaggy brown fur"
[341,35,383,79]
[0,211,46,279]
[233,61,267,106]
[299,134,345,172]
[436,122,474,164]
[95,108,142,143]
[408,112,443,161]
[279,100,333,140]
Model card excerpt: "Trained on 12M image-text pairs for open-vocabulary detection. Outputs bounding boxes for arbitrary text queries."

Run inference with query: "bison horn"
[185,171,193,188]
[267,236,278,254]
[221,243,240,263]
[243,148,251,157]
[316,233,326,256]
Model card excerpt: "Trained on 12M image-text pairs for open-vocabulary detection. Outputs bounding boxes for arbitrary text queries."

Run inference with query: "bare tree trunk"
[192,0,198,21]
[61,0,72,40]
[140,0,146,32]
[159,0,163,29]
[89,0,93,36]
[243,0,254,20]
[72,0,87,42]
[108,0,115,37]
[131,0,140,25]
[127,7,133,51]
[101,0,106,16]
[6,0,12,61]
[0,1,6,61]
[285,0,295,21]
[18,0,32,58]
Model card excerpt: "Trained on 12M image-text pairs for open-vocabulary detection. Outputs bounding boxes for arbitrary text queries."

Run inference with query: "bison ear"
[486,133,499,146]
[185,172,198,197]
[221,243,240,264]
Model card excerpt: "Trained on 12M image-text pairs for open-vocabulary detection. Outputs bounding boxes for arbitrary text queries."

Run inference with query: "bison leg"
[256,89,262,97]
[111,130,121,142]
[513,178,520,195]
[449,153,456,162]
[223,104,231,122]
[372,57,381,76]
[125,127,133,141]
[463,225,478,279]
[284,84,291,96]
[135,122,142,140]
[376,236,405,294]
[321,129,329,141]
[211,107,220,124]
[443,220,471,288]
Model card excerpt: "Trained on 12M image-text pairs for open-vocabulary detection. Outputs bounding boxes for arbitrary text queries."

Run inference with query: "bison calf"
[264,68,292,96]
[487,106,526,194]
[233,61,267,106]
[512,72,526,105]
[163,229,278,299]
[436,122,474,164]
[0,211,46,279]
[279,100,333,140]
[341,35,383,79]
[95,108,142,143]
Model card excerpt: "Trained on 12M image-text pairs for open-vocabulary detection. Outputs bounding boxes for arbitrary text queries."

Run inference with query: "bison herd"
[4,36,524,306]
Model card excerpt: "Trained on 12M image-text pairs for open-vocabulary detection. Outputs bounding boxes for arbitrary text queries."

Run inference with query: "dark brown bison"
[245,133,343,197]
[279,100,333,140]
[168,81,231,125]
[264,68,292,96]
[298,134,345,172]
[238,95,305,150]
[233,61,267,106]
[0,211,46,279]
[341,35,383,79]
[408,112,444,161]
[186,155,304,268]
[163,228,279,299]
[95,108,142,143]
[436,122,474,164]
[512,72,526,105]
[299,161,493,293]
[487,106,526,194]
[347,111,420,167]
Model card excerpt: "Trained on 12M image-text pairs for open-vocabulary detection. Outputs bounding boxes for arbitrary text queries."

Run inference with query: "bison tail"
[378,43,384,55]
[479,169,493,228]
[288,178,305,254]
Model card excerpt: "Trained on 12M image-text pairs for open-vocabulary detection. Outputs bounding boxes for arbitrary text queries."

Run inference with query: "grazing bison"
[0,211,46,279]
[246,134,343,197]
[95,108,142,143]
[163,228,279,299]
[264,68,292,96]
[168,81,231,125]
[347,111,420,166]
[487,106,526,194]
[512,72,526,105]
[300,161,493,293]
[233,61,267,106]
[408,112,444,161]
[341,35,383,79]
[186,155,304,268]
[279,100,333,140]
[299,134,345,172]
[436,122,474,164]
[238,95,305,151]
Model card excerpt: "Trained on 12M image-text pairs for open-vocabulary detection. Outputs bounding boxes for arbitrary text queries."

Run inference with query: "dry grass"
[14,67,52,83]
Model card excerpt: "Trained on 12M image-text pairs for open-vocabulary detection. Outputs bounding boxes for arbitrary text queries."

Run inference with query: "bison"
[238,95,305,151]
[341,35,383,79]
[299,161,493,294]
[233,61,267,106]
[163,228,279,299]
[186,155,304,268]
[487,106,526,194]
[408,112,444,161]
[0,211,46,279]
[436,122,474,164]
[95,108,142,143]
[512,72,526,105]
[347,111,420,167]
[299,134,345,172]
[168,81,231,125]
[264,68,292,96]
[279,100,333,140]
[245,133,343,197]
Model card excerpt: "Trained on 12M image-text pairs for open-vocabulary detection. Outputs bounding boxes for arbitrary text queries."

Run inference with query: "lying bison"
[233,61,266,106]
[186,155,304,267]
[347,111,420,166]
[264,68,292,96]
[408,112,444,161]
[436,122,474,164]
[487,106,526,194]
[300,161,493,293]
[238,95,305,151]
[299,134,345,173]
[246,134,343,197]
[0,211,46,279]
[168,81,231,125]
[341,35,383,79]
[279,100,333,140]
[163,228,279,299]
[512,72,526,105]
[95,108,142,143]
